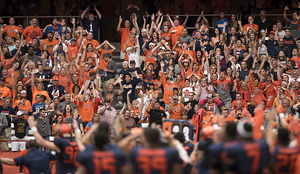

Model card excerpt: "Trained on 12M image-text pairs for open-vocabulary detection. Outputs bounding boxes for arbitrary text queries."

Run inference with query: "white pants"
[11,136,27,151]
[120,51,125,60]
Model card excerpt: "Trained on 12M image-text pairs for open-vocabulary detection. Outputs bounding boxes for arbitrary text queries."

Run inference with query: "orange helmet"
[201,126,215,139]
[58,124,72,138]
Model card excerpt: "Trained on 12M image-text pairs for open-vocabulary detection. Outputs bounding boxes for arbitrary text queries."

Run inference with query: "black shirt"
[184,100,198,119]
[0,106,15,128]
[148,109,166,125]
[12,117,28,138]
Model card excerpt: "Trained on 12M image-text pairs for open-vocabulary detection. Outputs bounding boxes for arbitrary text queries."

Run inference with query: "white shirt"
[126,46,140,68]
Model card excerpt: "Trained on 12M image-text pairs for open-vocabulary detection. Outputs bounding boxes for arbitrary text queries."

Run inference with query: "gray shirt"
[104,60,117,81]
[289,20,300,39]
[0,114,8,136]
[37,111,54,138]
[22,54,42,66]
[56,102,77,113]
[102,90,119,107]
[177,35,194,45]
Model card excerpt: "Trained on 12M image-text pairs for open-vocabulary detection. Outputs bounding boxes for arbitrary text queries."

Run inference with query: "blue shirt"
[32,102,45,117]
[13,149,55,174]
[130,146,181,174]
[117,77,141,102]
[272,146,299,173]
[214,20,230,33]
[78,144,127,174]
[42,25,67,36]
[226,139,270,174]
[47,85,66,100]
[53,138,79,174]
[82,18,101,40]
[182,143,194,174]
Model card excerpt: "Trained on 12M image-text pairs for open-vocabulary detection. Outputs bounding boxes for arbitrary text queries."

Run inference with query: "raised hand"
[71,18,76,24]
[119,16,123,22]
[284,6,289,11]
[128,90,132,94]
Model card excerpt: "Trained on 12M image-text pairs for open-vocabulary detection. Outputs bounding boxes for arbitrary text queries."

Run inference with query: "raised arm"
[117,16,123,32]
[93,5,102,19]
[81,6,90,20]
[283,6,290,23]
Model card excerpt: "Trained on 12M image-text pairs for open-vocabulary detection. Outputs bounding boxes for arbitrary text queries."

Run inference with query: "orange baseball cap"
[52,76,59,81]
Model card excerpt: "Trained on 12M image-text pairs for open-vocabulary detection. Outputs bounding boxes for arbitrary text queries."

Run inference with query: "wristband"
[75,129,81,134]
[31,126,37,132]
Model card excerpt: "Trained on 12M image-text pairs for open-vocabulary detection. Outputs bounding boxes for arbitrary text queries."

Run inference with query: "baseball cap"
[149,42,155,46]
[182,59,189,63]
[172,95,179,100]
[122,61,129,65]
[52,76,59,81]
[52,17,58,21]
[237,120,253,139]
[141,29,147,32]
[47,31,54,34]
[17,111,23,116]
[174,18,180,21]
[70,37,76,41]
[104,99,111,103]
[166,76,173,81]
[104,53,112,58]
[0,77,6,81]
[149,82,155,86]
[269,31,275,35]
[21,90,27,94]
[160,46,165,50]
[207,94,213,99]
[130,60,136,64]
[89,71,96,76]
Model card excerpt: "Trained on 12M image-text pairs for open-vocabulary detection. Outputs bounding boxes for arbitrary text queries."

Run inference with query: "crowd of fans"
[1,2,300,174]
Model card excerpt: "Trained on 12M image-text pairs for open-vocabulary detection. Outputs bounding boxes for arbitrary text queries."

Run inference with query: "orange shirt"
[19,150,29,174]
[85,51,97,66]
[82,39,100,49]
[40,39,59,56]
[52,124,59,138]
[290,57,300,66]
[17,104,32,120]
[66,43,80,62]
[202,115,212,128]
[168,103,184,120]
[13,99,31,108]
[72,94,82,113]
[57,72,69,93]
[206,103,214,117]
[7,68,19,86]
[0,86,12,106]
[119,28,131,49]
[211,79,232,92]
[80,101,95,122]
[99,48,114,70]
[22,26,43,44]
[32,87,50,104]
[243,24,259,38]
[145,50,157,68]
[80,67,95,85]
[1,55,15,70]
[161,72,174,104]
[168,25,184,48]
[3,25,22,39]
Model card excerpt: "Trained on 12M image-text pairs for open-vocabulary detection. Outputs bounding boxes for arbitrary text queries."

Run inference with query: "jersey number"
[63,143,79,164]
[136,156,167,174]
[246,150,261,174]
[276,154,298,174]
[92,157,116,173]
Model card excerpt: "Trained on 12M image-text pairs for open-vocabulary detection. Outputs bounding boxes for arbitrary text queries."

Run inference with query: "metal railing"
[0,13,293,37]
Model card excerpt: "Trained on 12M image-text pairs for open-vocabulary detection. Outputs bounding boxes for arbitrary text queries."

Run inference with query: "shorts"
[0,135,9,151]
[11,136,27,151]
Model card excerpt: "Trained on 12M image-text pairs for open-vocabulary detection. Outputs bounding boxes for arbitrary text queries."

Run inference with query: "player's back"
[208,139,238,173]
[130,146,181,174]
[54,137,79,174]
[181,143,194,174]
[226,139,269,174]
[273,146,299,174]
[78,144,127,174]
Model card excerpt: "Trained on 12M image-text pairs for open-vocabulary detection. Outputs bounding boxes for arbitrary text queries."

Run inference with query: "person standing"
[145,101,166,125]
[11,111,28,151]
[214,11,230,34]
[0,97,15,141]
[103,53,117,90]
[2,17,22,39]
[39,31,59,56]
[81,5,102,40]
[22,18,43,44]
[98,99,117,133]
[0,113,8,151]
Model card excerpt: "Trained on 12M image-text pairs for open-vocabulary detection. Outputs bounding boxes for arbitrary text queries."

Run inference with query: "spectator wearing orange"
[31,71,51,105]
[0,37,22,70]
[22,18,43,44]
[122,33,137,62]
[14,97,32,120]
[230,100,251,119]
[199,94,223,116]
[167,95,185,120]
[2,17,22,39]
[82,32,99,48]
[7,61,20,88]
[167,15,184,48]
[231,93,248,110]
[96,40,116,72]
[39,31,59,56]
[77,84,96,127]
[78,50,99,86]
[64,35,81,62]
[117,16,131,59]
[0,77,12,106]
[243,16,259,37]
[160,62,175,110]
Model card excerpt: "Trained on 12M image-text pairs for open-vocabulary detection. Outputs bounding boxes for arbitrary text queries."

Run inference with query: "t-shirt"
[32,102,45,117]
[16,104,33,120]
[0,86,11,106]
[168,25,184,48]
[65,43,80,62]
[32,87,50,104]
[214,20,230,33]
[22,26,43,44]
[80,101,95,122]
[47,85,66,100]
[40,39,59,56]
[0,106,15,128]
[104,60,117,81]
[37,111,53,137]
[168,103,184,120]
[119,28,131,49]
[7,68,19,86]
[182,87,194,102]
[102,90,119,108]
[3,25,22,39]
[99,48,114,70]
[12,117,28,138]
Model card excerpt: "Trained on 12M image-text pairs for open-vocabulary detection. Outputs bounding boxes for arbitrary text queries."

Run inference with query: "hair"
[94,131,109,150]
[174,132,185,143]
[91,113,100,122]
[71,109,79,118]
[26,140,38,149]
[144,128,160,146]
[72,84,81,93]
[277,127,290,146]
[63,104,72,117]
[124,72,132,79]
[98,121,110,134]
[55,114,63,124]
[225,122,237,139]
